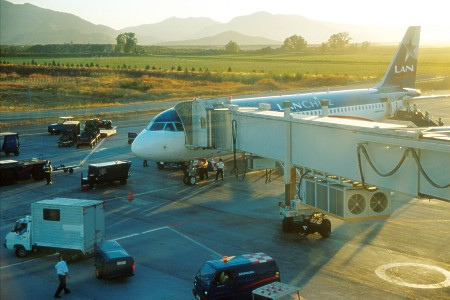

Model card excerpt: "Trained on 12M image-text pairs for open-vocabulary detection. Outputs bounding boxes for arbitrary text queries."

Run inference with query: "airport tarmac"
[1,99,449,300]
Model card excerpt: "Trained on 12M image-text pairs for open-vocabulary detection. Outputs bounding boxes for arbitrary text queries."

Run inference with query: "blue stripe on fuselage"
[230,88,387,112]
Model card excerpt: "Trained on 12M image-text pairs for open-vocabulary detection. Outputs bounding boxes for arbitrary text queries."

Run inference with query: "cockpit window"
[164,123,175,131]
[175,122,184,131]
[150,122,165,131]
[146,108,184,131]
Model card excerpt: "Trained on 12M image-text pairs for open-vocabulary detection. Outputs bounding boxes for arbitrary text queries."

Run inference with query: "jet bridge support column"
[284,101,295,205]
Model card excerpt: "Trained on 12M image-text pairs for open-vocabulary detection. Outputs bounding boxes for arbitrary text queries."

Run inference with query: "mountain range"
[1,0,446,46]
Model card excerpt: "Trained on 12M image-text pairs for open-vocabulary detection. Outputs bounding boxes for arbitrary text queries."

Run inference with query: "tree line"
[0,31,369,57]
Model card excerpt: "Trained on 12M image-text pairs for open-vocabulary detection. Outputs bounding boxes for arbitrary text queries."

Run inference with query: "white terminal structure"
[175,98,450,221]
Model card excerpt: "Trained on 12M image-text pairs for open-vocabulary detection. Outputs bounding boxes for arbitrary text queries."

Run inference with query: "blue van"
[193,253,280,300]
[94,240,135,279]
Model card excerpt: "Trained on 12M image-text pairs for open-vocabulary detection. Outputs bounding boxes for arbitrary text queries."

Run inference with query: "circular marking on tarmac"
[375,263,450,289]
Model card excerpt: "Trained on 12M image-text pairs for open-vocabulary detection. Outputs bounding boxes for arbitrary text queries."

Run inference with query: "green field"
[3,47,450,77]
[1,46,449,116]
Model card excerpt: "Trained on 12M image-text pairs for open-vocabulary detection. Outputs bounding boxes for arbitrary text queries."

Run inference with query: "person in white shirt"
[215,158,224,181]
[54,255,71,298]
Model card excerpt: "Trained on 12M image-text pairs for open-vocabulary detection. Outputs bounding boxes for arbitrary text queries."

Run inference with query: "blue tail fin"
[376,26,421,90]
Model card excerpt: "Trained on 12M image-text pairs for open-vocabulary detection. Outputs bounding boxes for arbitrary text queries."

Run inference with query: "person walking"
[54,255,71,298]
[215,158,224,181]
[143,159,148,167]
[44,161,53,185]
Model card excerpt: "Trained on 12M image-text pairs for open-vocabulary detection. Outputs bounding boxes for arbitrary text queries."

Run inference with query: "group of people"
[405,103,444,126]
[197,158,224,181]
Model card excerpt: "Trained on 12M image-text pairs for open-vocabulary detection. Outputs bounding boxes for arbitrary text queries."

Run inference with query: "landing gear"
[182,160,199,185]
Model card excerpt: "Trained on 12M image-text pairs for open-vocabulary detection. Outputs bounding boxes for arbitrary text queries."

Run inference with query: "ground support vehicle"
[193,253,280,300]
[94,240,135,279]
[252,282,302,300]
[77,119,101,148]
[76,131,100,148]
[0,158,46,185]
[127,132,137,144]
[48,117,75,135]
[52,164,77,174]
[279,200,331,238]
[0,132,20,156]
[3,198,105,258]
[392,109,441,127]
[81,160,131,190]
[58,121,80,147]
[93,118,113,130]
[99,127,117,138]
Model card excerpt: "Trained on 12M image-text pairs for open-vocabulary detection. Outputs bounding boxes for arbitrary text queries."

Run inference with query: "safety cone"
[128,191,133,202]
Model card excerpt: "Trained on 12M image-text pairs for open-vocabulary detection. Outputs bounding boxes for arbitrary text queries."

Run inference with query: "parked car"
[94,240,135,279]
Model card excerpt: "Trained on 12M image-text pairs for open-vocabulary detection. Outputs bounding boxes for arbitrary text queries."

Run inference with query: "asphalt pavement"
[1,115,449,299]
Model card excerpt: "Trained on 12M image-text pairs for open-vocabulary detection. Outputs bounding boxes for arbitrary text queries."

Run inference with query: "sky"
[7,0,450,30]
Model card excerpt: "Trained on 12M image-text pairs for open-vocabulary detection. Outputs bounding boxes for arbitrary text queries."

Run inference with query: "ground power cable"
[357,144,449,191]
[231,119,246,181]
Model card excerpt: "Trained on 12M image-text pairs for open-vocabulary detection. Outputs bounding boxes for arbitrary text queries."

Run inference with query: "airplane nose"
[131,131,149,159]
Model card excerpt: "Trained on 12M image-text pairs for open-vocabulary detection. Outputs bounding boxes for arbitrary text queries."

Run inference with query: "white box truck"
[3,198,105,258]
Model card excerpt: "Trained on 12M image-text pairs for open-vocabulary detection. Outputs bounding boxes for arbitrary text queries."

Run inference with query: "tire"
[69,168,74,174]
[15,246,27,258]
[319,219,331,238]
[183,176,189,185]
[187,175,197,185]
[157,162,164,170]
[282,217,294,233]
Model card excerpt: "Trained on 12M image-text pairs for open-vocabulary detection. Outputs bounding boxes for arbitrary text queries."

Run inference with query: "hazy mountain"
[0,0,118,44]
[158,31,280,46]
[122,17,220,45]
[2,0,442,46]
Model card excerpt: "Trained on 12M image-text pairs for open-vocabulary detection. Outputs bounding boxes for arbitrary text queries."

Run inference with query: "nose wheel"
[183,175,197,185]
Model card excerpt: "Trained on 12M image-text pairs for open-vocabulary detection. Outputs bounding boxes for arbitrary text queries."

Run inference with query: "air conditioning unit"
[343,188,391,219]
[301,178,391,220]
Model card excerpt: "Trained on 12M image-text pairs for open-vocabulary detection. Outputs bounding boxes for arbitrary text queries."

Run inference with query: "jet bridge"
[175,98,449,220]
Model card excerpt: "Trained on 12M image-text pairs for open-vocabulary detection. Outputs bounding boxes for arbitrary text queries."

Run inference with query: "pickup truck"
[48,117,75,135]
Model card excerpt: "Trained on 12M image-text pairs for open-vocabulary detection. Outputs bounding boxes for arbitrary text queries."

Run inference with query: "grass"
[1,46,449,117]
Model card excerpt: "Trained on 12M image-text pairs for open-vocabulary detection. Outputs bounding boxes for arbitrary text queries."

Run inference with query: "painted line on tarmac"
[114,226,168,241]
[2,226,221,270]
[375,262,450,289]
[0,253,58,270]
[79,138,107,166]
[113,226,222,258]
[168,227,222,258]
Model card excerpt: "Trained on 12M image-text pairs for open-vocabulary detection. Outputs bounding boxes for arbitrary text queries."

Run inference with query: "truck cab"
[1,132,20,156]
[193,253,280,300]
[48,117,75,135]
[4,216,32,257]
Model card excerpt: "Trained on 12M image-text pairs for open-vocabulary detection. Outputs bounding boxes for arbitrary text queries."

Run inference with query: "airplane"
[131,26,442,168]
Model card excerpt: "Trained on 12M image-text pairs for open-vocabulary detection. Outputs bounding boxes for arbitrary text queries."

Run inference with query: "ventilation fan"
[348,194,366,215]
[370,192,389,213]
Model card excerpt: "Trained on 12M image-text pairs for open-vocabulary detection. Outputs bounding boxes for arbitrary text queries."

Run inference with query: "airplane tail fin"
[376,26,421,90]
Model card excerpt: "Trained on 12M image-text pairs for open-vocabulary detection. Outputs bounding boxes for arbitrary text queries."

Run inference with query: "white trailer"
[4,198,105,258]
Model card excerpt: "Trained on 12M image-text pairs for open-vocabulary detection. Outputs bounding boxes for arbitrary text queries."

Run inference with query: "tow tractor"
[279,200,331,238]
[52,164,77,174]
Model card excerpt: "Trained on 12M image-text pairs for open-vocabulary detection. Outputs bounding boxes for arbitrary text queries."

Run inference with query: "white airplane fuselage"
[132,26,424,163]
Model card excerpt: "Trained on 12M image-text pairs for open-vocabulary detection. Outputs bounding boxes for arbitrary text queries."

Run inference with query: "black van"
[94,240,135,279]
[81,160,131,190]
[193,253,280,300]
